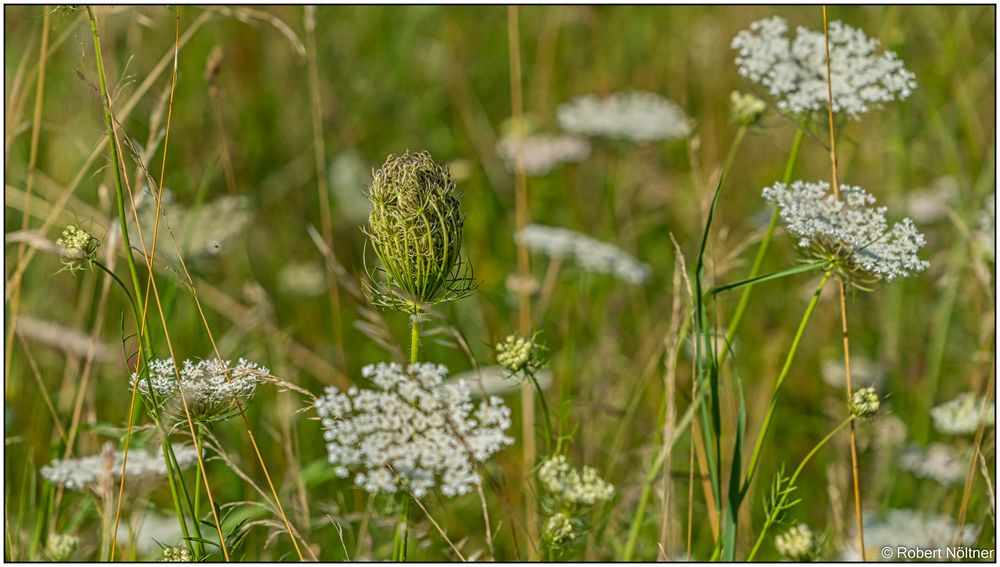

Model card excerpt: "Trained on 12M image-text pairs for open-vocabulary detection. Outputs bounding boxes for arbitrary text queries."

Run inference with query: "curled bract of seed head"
[364,151,476,311]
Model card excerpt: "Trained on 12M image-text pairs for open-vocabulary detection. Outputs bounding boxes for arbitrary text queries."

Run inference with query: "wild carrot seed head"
[364,151,475,311]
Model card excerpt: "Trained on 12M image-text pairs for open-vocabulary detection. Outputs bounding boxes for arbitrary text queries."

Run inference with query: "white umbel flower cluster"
[931,393,995,435]
[538,455,615,509]
[774,523,817,561]
[40,442,199,492]
[132,358,266,423]
[517,224,652,284]
[762,181,929,281]
[557,91,691,143]
[315,362,513,498]
[732,17,915,117]
[898,443,967,486]
[496,134,590,176]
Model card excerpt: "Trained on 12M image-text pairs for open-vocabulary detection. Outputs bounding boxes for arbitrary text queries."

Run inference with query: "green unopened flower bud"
[364,151,475,311]
[774,523,818,561]
[730,90,767,127]
[544,513,575,546]
[850,387,881,419]
[160,545,191,562]
[45,534,80,561]
[496,334,545,375]
[56,224,99,273]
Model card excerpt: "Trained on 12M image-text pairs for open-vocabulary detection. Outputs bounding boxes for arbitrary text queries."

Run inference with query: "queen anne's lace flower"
[732,17,915,117]
[538,455,614,509]
[160,546,191,562]
[849,387,881,419]
[315,362,513,498]
[898,443,967,486]
[132,358,266,423]
[517,224,651,284]
[557,91,691,143]
[763,181,928,282]
[544,513,576,546]
[931,393,995,435]
[41,442,199,492]
[496,134,590,176]
[775,523,817,561]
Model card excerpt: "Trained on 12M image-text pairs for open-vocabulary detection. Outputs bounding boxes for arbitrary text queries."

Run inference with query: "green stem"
[741,270,832,493]
[86,6,151,361]
[746,416,856,561]
[410,311,420,365]
[722,127,806,367]
[161,440,194,557]
[528,372,553,455]
[393,494,411,561]
[193,426,204,552]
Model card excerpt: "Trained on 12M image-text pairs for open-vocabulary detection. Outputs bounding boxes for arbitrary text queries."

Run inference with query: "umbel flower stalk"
[362,151,477,561]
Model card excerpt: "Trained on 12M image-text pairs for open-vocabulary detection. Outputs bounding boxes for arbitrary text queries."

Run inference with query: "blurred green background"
[4,5,995,561]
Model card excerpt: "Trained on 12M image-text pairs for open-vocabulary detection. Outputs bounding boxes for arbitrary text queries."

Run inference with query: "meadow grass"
[3,5,995,562]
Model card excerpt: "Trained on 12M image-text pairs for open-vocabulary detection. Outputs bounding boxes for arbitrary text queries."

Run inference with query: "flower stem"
[746,416,856,560]
[393,494,411,561]
[742,270,832,491]
[410,310,420,365]
[86,6,150,360]
[528,372,553,455]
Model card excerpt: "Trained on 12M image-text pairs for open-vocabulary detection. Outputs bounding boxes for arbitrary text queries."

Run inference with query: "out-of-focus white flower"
[130,190,252,262]
[898,443,967,486]
[763,181,929,282]
[730,90,767,126]
[821,355,885,389]
[775,523,818,561]
[443,365,553,398]
[278,262,327,297]
[557,91,691,143]
[931,393,995,435]
[330,150,374,222]
[842,509,975,561]
[117,512,184,556]
[132,358,266,424]
[732,17,915,118]
[538,455,614,509]
[314,362,513,498]
[41,442,198,492]
[901,177,959,224]
[496,134,590,176]
[517,224,652,284]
